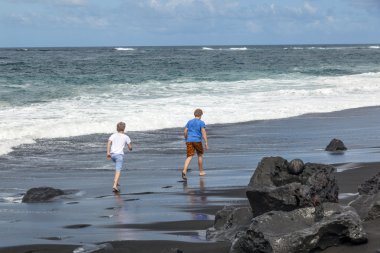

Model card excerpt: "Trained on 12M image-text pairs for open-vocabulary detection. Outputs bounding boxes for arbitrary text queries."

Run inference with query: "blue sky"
[1,0,380,47]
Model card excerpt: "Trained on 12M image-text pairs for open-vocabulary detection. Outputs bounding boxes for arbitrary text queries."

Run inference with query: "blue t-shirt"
[185,118,206,142]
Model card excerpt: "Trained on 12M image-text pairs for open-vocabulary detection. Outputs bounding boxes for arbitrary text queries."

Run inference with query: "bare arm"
[106,140,112,159]
[201,128,208,150]
[127,143,132,151]
[184,128,188,140]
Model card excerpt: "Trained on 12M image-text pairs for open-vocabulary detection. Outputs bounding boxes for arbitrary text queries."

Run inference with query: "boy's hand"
[107,154,111,160]
[205,143,209,150]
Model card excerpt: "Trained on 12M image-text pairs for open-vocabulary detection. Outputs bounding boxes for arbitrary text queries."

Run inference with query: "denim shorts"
[111,154,124,171]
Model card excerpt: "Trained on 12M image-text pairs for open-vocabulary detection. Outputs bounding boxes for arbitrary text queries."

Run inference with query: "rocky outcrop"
[358,172,380,195]
[325,138,347,151]
[350,194,380,221]
[230,203,367,253]
[246,157,338,217]
[207,157,368,253]
[22,187,65,203]
[206,206,253,242]
[350,172,380,221]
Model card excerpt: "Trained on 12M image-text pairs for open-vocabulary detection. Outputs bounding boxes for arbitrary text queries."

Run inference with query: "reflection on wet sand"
[183,177,213,221]
[113,193,136,240]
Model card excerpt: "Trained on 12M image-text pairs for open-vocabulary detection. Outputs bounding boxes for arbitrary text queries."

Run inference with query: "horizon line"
[1,42,380,49]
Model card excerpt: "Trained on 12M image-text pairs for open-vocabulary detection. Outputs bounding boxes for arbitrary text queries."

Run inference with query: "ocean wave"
[114,47,135,51]
[0,190,24,203]
[285,45,380,50]
[286,46,347,50]
[0,61,26,66]
[1,196,23,204]
[1,72,380,156]
[229,47,247,51]
[201,47,248,51]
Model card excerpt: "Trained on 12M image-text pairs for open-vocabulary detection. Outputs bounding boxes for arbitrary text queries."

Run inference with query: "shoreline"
[2,105,380,158]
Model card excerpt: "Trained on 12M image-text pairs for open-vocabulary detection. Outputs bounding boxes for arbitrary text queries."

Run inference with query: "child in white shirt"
[107,122,132,193]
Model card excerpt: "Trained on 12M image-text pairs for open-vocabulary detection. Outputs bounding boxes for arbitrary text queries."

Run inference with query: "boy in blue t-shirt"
[182,108,209,180]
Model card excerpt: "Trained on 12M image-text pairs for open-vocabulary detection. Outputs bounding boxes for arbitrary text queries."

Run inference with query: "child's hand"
[107,154,111,160]
[205,143,209,150]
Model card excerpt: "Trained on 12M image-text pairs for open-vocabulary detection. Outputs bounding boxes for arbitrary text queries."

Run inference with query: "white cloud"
[145,0,238,16]
[303,1,317,14]
[9,13,33,24]
[148,0,194,12]
[200,0,215,13]
[326,16,335,23]
[270,4,276,15]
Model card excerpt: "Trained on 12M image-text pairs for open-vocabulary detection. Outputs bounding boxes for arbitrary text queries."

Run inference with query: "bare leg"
[198,155,206,175]
[183,156,193,175]
[113,171,121,189]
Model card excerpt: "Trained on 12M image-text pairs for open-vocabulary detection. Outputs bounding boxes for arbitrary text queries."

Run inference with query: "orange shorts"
[186,142,204,157]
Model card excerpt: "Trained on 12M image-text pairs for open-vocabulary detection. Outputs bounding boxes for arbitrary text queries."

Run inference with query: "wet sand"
[1,163,380,253]
[1,106,380,252]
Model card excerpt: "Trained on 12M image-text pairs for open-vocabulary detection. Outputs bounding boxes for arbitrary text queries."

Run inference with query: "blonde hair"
[194,108,203,117]
[117,122,126,132]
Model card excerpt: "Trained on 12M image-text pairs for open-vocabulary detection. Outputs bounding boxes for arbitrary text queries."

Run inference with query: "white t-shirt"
[109,133,131,155]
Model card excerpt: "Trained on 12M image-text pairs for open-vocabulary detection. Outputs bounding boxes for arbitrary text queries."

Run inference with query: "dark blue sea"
[1,45,380,155]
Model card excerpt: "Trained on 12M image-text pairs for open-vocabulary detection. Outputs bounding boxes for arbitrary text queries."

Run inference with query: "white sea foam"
[114,47,135,51]
[0,191,24,203]
[202,47,247,51]
[2,196,23,203]
[287,46,361,50]
[290,46,333,50]
[229,47,247,51]
[1,72,380,155]
[339,193,359,199]
[368,46,380,49]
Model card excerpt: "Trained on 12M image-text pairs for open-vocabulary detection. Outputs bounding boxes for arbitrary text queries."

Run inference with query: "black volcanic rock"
[287,159,304,175]
[207,157,368,253]
[246,157,339,217]
[22,187,65,203]
[206,206,253,242]
[325,138,347,151]
[230,203,367,253]
[350,172,380,221]
[358,172,380,195]
[350,193,380,221]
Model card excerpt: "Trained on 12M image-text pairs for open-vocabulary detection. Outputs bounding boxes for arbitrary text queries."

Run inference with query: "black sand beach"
[1,106,380,253]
